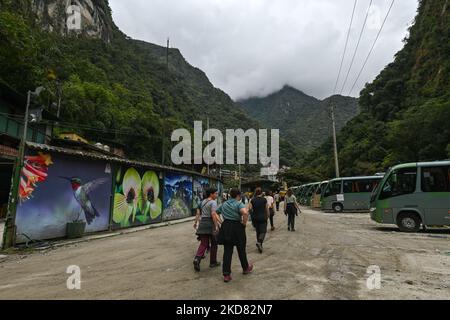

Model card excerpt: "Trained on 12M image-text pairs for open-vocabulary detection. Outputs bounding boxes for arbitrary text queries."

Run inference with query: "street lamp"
[2,87,45,249]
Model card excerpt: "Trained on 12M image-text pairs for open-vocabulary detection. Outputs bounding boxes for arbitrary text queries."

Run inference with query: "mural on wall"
[113,167,162,228]
[15,153,112,243]
[193,177,210,209]
[163,173,193,220]
[19,153,53,201]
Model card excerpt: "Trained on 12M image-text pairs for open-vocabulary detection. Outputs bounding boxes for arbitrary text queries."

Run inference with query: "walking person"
[274,192,281,211]
[284,188,301,232]
[249,187,269,253]
[193,188,221,272]
[216,188,253,283]
[241,193,248,205]
[266,191,276,231]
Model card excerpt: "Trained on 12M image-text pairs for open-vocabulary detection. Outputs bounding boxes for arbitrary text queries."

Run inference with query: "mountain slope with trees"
[239,86,359,151]
[297,0,450,180]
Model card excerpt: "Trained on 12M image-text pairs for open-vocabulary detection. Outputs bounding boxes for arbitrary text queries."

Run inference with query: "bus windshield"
[324,181,341,197]
[379,167,417,200]
[370,181,381,203]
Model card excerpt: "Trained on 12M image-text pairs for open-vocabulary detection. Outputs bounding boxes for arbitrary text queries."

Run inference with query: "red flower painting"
[19,153,53,201]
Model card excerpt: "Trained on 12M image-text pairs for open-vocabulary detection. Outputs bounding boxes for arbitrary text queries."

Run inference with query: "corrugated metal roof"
[26,141,220,181]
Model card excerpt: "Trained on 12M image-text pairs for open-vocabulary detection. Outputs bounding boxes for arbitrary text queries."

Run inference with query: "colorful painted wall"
[112,167,163,229]
[15,152,112,243]
[163,173,193,220]
[12,149,220,243]
[193,177,210,210]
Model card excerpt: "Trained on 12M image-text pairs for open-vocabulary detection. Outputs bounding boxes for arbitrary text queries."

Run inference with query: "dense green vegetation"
[0,0,301,173]
[285,0,450,183]
[239,85,359,151]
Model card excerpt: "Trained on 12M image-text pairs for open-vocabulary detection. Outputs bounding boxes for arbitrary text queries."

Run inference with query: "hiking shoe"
[243,264,254,275]
[193,258,201,272]
[210,262,221,268]
[224,275,232,283]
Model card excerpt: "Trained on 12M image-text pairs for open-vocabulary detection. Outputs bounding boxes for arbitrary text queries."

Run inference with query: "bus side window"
[422,166,450,192]
[331,181,341,195]
[343,181,352,193]
[325,182,340,196]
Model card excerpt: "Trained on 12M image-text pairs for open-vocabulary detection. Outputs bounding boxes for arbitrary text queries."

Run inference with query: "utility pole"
[330,102,340,178]
[161,38,170,166]
[56,80,62,118]
[206,117,210,175]
[2,90,33,249]
[166,38,170,69]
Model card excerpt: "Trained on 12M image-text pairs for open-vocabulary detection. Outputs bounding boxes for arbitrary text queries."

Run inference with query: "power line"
[339,0,373,95]
[348,0,396,96]
[329,0,360,178]
[333,0,358,95]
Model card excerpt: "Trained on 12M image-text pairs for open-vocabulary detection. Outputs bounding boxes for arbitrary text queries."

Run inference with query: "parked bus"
[370,161,450,232]
[321,176,383,212]
[294,185,305,198]
[304,182,320,206]
[298,183,313,205]
[311,181,329,208]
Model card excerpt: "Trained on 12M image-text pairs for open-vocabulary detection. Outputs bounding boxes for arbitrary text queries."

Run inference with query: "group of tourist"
[192,187,301,283]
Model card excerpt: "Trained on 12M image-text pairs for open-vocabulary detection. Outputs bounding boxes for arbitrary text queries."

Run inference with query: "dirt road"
[0,207,449,300]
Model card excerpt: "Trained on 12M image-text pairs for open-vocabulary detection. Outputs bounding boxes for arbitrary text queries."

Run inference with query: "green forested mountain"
[295,0,450,180]
[0,0,301,170]
[239,86,359,151]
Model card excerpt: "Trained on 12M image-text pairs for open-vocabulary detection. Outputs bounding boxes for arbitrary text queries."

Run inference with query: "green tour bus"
[370,161,450,232]
[304,182,320,207]
[312,180,329,208]
[321,176,383,212]
[294,185,305,198]
[298,183,313,205]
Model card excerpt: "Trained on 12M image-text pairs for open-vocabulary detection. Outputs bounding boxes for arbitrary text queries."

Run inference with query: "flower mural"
[19,153,53,201]
[139,171,163,220]
[113,167,162,228]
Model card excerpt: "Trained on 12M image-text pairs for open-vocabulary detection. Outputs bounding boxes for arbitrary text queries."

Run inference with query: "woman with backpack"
[284,188,301,232]
[216,188,253,283]
[193,188,221,272]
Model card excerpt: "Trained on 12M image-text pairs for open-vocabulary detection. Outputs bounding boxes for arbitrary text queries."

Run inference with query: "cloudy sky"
[109,0,418,100]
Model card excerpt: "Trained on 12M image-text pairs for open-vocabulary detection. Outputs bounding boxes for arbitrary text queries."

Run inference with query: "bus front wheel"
[397,213,421,233]
[332,203,343,213]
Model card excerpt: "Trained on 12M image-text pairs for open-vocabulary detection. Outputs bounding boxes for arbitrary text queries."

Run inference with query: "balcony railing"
[0,114,46,144]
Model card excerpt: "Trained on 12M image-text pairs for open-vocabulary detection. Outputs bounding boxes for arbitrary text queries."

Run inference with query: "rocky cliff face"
[32,0,115,42]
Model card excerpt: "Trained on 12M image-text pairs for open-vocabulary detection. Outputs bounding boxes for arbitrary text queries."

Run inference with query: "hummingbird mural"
[60,176,108,225]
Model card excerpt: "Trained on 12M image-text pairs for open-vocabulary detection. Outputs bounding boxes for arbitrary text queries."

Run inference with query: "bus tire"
[332,203,343,213]
[397,212,421,233]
